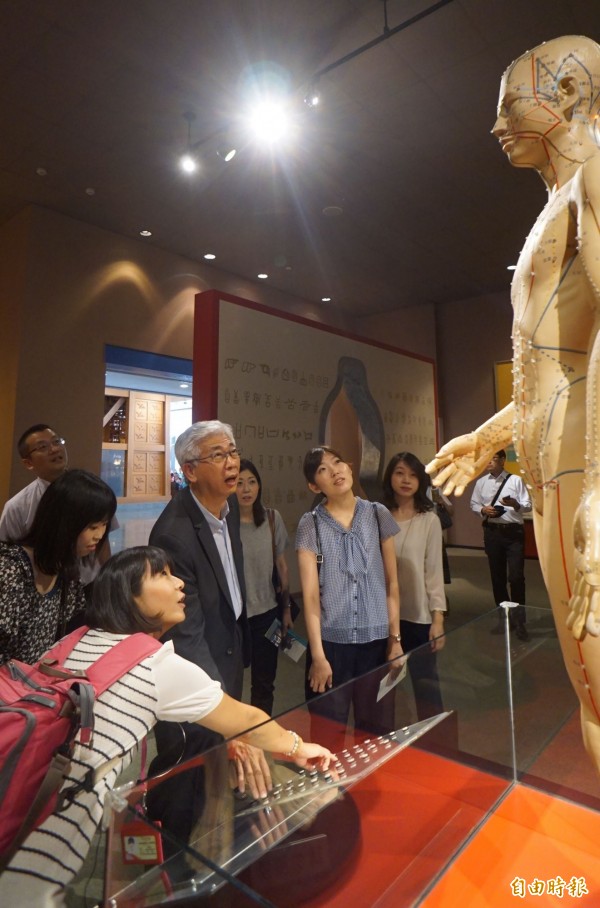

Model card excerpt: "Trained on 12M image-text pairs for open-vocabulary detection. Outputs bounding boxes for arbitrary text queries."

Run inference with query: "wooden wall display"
[193,291,437,533]
[102,388,170,503]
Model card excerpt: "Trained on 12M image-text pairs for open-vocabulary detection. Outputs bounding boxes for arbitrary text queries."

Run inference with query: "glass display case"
[99,605,596,907]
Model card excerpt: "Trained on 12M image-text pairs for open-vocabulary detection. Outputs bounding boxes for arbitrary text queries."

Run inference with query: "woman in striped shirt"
[1,545,333,906]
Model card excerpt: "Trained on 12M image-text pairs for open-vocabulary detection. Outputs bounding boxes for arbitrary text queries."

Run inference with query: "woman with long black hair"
[382,451,446,719]
[236,458,292,714]
[0,468,116,663]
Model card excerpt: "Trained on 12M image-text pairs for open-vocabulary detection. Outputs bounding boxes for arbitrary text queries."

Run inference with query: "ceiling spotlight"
[304,84,320,108]
[204,253,216,260]
[180,152,198,174]
[216,143,236,162]
[85,187,95,196]
[139,229,152,237]
[257,273,268,279]
[245,100,292,146]
[180,111,199,174]
[180,382,189,389]
[321,296,331,302]
[507,265,517,271]
[36,167,47,176]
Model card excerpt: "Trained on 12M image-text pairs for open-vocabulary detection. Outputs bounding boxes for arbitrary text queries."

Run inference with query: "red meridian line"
[541,139,560,187]
[556,483,600,722]
[531,55,538,103]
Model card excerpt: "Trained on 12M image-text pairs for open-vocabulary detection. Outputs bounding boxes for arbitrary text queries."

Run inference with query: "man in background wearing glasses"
[0,423,113,584]
[0,423,68,541]
[147,420,267,852]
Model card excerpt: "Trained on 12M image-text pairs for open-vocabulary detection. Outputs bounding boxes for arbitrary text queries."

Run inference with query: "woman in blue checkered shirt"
[296,446,402,739]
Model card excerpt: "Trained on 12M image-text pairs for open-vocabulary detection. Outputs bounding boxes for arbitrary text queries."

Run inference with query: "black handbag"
[266,509,300,622]
[435,501,453,530]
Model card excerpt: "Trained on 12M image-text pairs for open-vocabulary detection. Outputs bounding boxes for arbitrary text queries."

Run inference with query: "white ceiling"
[1,0,597,317]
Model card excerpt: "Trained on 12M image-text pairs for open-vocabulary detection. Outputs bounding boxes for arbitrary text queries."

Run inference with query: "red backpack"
[0,626,161,870]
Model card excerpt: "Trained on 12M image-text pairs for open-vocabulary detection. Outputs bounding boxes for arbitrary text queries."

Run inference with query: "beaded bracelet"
[283,730,302,757]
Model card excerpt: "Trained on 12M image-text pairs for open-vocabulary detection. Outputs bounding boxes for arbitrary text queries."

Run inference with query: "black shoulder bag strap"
[372,501,382,546]
[483,474,511,526]
[266,508,278,577]
[311,509,324,575]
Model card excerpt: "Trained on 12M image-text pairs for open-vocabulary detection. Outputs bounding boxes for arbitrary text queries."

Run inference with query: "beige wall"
[357,302,437,361]
[1,204,510,545]
[435,292,513,548]
[0,210,30,500]
[1,205,436,501]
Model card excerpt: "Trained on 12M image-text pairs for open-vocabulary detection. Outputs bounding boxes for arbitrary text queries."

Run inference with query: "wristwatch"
[389,633,401,643]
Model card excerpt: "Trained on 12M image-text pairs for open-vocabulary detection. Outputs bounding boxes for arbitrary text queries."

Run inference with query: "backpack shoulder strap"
[40,625,91,666]
[84,633,163,697]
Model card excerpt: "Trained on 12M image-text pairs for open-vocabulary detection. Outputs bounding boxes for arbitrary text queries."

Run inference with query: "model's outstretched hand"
[567,495,600,640]
[426,433,494,497]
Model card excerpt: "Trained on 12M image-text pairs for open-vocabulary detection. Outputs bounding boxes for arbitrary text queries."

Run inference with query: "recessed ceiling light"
[507,265,517,270]
[204,253,216,260]
[322,205,343,217]
[257,273,268,279]
[180,382,189,388]
[139,229,152,237]
[36,167,47,177]
[85,187,95,196]
[321,296,331,302]
[180,153,198,174]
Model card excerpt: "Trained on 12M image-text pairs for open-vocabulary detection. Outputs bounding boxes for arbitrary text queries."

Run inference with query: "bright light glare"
[245,100,292,145]
[180,153,198,174]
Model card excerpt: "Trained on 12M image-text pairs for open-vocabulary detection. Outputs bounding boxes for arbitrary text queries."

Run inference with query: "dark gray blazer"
[149,487,250,697]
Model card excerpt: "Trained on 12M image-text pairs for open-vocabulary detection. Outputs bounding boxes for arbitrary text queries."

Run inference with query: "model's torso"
[512,173,595,502]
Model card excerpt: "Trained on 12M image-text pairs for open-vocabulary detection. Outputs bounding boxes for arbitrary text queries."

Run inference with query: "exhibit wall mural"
[193,290,437,534]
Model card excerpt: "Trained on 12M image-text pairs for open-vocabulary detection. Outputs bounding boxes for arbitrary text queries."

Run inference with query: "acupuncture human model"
[427,35,600,772]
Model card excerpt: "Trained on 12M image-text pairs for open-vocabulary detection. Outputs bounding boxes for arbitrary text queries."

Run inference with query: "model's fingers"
[435,462,458,487]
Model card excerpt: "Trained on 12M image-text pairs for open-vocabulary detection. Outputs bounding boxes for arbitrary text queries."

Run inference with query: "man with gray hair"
[147,420,265,841]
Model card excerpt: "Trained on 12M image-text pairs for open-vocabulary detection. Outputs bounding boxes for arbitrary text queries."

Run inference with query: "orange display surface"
[424,785,600,907]
[302,747,508,908]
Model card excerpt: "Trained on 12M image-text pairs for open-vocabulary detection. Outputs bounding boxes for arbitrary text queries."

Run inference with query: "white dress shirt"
[470,470,531,525]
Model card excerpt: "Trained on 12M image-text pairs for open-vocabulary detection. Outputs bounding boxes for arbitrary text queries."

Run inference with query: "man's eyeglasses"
[187,447,242,466]
[26,437,66,456]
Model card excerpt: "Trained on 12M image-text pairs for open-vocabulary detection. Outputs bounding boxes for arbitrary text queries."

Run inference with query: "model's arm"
[297,547,332,693]
[426,404,514,496]
[567,156,600,639]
